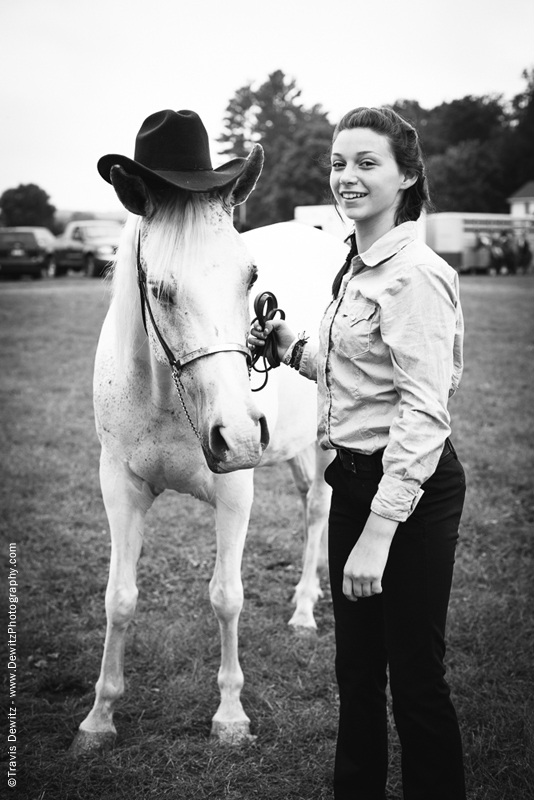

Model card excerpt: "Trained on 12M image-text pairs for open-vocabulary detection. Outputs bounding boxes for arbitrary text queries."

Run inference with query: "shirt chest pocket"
[336,300,378,359]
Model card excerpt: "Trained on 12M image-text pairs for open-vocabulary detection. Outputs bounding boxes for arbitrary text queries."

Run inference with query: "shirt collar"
[347,221,418,271]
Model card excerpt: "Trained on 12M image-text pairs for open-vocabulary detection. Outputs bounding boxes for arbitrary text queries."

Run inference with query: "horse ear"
[229,144,264,207]
[110,165,154,217]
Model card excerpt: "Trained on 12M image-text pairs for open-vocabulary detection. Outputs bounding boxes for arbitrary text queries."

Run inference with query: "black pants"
[325,445,466,800]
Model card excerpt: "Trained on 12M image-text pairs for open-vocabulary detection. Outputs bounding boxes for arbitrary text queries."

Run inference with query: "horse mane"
[109,189,224,372]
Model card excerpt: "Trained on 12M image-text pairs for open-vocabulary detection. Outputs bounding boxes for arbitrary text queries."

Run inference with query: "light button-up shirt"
[299,221,464,522]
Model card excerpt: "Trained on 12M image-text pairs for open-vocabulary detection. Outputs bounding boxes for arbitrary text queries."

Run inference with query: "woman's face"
[330,127,414,233]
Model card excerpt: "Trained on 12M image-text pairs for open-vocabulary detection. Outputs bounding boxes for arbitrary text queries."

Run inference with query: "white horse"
[70,150,348,755]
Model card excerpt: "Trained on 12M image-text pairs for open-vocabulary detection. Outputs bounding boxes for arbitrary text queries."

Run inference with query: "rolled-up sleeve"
[298,343,319,382]
[370,262,460,522]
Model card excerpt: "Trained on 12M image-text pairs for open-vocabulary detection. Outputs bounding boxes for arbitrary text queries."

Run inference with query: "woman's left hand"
[343,512,398,601]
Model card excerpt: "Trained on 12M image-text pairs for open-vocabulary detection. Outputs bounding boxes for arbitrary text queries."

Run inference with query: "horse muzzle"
[203,414,270,473]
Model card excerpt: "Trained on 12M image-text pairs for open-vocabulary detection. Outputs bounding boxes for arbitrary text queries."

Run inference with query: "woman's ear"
[401,171,418,190]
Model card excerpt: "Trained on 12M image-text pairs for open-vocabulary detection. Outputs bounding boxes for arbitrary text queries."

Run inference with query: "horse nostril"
[208,416,269,462]
[259,415,270,451]
[209,426,230,461]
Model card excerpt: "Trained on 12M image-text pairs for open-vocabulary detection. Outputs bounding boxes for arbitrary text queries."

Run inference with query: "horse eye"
[150,284,175,305]
[248,266,258,289]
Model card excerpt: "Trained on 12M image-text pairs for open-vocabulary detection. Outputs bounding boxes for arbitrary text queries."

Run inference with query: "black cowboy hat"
[97,109,249,192]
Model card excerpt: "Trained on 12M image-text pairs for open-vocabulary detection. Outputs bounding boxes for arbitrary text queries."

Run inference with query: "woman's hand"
[343,512,398,601]
[248,317,296,363]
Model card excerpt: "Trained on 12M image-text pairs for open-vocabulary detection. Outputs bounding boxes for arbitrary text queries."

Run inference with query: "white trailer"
[294,206,534,274]
[424,212,534,273]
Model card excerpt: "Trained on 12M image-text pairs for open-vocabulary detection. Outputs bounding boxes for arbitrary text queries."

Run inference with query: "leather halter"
[135,230,252,446]
[136,231,251,377]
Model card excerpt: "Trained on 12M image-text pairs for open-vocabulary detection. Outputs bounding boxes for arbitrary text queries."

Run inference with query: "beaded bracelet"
[284,333,308,371]
[282,337,300,366]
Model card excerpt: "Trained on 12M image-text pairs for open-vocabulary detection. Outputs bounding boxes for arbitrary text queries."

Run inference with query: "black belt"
[337,438,454,476]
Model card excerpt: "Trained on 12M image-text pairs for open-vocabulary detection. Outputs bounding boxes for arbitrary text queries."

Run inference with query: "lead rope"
[249,291,286,392]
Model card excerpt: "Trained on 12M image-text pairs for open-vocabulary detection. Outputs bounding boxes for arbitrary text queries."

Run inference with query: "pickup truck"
[54,219,123,277]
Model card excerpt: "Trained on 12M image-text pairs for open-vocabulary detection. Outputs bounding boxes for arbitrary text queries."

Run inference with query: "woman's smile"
[340,190,368,201]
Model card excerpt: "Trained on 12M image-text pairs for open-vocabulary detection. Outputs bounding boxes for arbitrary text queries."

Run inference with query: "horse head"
[107,145,270,473]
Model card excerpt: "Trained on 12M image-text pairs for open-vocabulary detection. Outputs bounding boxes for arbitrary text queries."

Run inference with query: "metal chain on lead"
[172,366,203,444]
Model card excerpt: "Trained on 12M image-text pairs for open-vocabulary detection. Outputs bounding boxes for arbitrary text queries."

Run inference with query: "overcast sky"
[2,0,533,214]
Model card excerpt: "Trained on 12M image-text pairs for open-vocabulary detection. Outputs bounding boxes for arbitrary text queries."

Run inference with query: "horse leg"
[287,444,333,632]
[209,470,255,745]
[70,449,156,756]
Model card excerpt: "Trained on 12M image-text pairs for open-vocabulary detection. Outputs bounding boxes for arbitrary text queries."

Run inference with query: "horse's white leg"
[287,444,333,631]
[70,449,156,756]
[209,469,255,745]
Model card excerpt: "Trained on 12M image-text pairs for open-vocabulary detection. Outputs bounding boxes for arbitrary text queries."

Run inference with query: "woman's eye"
[331,161,345,170]
[360,160,375,168]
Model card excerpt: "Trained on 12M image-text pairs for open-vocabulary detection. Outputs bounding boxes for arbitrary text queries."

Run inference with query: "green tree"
[504,67,534,192]
[219,70,334,229]
[427,140,507,212]
[0,183,56,228]
[391,99,433,142]
[427,95,505,155]
[393,95,506,156]
[394,94,511,211]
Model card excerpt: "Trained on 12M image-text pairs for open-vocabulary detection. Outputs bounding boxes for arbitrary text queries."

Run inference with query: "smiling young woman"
[249,106,466,800]
[330,127,417,252]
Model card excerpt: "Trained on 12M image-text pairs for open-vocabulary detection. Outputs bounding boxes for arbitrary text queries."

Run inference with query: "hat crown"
[133,109,213,172]
[97,107,251,193]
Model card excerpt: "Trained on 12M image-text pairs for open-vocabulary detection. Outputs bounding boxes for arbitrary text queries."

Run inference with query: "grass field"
[1,273,533,800]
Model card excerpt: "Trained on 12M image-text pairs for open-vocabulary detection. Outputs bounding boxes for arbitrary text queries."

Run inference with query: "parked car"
[0,227,56,279]
[54,220,123,277]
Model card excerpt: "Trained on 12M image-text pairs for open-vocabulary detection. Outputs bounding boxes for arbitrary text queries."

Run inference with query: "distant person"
[473,233,492,272]
[250,106,466,800]
[488,233,502,273]
[499,230,518,274]
[517,236,532,273]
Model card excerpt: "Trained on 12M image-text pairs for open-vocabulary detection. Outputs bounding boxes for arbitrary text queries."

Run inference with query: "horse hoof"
[68,729,116,757]
[288,603,319,632]
[287,609,318,635]
[288,623,318,639]
[210,720,257,745]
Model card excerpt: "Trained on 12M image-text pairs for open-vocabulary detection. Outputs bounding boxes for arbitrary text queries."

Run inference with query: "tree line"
[218,68,534,230]
[1,67,533,231]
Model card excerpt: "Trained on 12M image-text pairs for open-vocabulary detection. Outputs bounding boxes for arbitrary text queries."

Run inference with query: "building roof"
[508,180,534,201]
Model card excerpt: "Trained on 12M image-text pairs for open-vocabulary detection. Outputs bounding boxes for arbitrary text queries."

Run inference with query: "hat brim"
[97,153,249,193]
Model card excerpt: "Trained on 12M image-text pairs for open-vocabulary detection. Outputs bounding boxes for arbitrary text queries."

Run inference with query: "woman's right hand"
[248,317,296,363]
